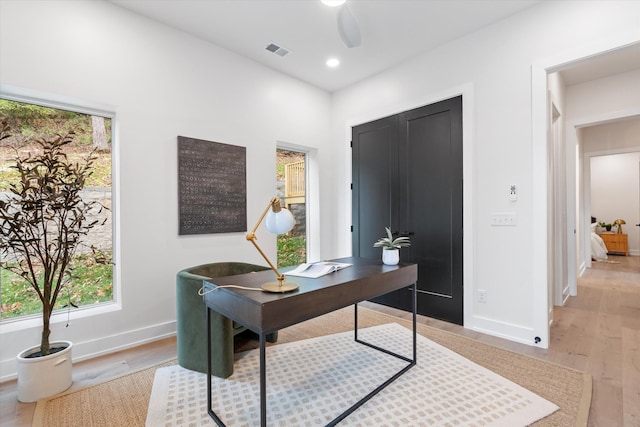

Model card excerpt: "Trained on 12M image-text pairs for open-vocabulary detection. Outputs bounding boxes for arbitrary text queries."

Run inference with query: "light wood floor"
[1,255,638,426]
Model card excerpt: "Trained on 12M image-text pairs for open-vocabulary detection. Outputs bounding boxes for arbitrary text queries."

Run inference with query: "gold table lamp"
[614,219,626,234]
[246,197,299,293]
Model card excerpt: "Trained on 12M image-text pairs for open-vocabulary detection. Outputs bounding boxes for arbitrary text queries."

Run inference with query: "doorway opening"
[276,148,307,267]
[586,144,640,259]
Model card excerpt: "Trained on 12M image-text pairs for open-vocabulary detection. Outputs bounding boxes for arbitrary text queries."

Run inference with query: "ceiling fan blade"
[337,4,361,48]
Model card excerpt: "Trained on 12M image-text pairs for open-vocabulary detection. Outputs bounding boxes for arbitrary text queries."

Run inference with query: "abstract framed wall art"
[177,136,246,235]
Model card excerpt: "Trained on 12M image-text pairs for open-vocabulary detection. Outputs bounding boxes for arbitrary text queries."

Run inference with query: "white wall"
[566,69,640,125]
[565,70,640,268]
[331,1,640,346]
[0,0,331,380]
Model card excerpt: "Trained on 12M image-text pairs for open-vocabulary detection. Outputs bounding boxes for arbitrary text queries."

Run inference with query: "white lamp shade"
[265,208,295,234]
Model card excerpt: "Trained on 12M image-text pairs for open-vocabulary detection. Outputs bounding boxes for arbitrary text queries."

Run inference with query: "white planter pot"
[17,340,73,402]
[382,249,399,265]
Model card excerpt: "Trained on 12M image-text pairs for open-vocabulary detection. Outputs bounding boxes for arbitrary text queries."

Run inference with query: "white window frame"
[276,142,320,263]
[0,84,121,332]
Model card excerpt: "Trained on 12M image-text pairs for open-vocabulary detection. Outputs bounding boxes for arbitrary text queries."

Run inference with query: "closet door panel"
[400,96,463,324]
[351,116,399,260]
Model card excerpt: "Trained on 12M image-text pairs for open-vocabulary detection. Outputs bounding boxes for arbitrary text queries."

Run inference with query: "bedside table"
[599,232,629,256]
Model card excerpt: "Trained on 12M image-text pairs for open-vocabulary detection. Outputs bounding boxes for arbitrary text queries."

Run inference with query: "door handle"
[391,231,414,237]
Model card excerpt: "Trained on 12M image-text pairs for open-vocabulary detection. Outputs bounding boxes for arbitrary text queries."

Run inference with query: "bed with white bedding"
[591,223,608,261]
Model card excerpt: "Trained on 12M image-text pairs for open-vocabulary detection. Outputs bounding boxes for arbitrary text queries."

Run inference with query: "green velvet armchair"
[176,262,278,378]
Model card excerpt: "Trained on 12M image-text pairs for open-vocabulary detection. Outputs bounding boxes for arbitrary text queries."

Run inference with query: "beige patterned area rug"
[33,307,591,426]
[146,323,558,426]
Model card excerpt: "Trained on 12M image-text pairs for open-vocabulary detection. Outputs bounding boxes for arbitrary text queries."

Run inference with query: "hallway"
[552,255,640,426]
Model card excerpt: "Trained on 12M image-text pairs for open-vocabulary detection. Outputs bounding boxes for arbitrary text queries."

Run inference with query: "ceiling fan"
[322,0,362,48]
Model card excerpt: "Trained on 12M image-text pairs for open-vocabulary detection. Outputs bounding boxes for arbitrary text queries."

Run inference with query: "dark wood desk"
[203,257,418,426]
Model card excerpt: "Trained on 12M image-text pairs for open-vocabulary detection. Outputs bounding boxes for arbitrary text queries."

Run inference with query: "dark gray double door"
[351,96,463,324]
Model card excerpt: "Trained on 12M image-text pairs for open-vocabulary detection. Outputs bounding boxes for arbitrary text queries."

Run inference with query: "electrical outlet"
[477,289,487,303]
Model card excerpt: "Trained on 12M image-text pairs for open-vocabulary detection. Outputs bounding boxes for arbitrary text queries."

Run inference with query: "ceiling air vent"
[265,42,290,57]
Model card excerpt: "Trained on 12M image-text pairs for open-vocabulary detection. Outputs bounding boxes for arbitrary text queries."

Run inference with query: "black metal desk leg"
[331,288,417,426]
[206,307,211,410]
[206,307,225,426]
[412,283,417,361]
[207,308,212,414]
[354,303,359,341]
[260,333,267,427]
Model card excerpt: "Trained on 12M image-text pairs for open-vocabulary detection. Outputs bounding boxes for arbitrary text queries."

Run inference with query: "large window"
[0,98,114,320]
[276,148,307,267]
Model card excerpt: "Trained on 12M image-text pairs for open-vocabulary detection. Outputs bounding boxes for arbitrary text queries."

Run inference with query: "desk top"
[203,257,417,334]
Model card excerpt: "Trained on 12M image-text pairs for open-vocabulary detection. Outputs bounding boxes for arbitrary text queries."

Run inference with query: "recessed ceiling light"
[326,58,340,68]
[321,0,346,7]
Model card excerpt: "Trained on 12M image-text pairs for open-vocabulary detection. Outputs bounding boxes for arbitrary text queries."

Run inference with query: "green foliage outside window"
[277,234,306,268]
[1,255,113,319]
[0,99,114,323]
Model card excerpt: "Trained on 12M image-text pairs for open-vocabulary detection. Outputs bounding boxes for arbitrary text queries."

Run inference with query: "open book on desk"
[285,261,352,278]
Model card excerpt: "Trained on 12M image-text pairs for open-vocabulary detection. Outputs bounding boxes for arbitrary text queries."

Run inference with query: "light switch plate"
[490,213,517,226]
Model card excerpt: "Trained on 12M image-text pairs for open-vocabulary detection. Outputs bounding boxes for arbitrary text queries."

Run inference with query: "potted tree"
[0,120,105,402]
[373,227,411,265]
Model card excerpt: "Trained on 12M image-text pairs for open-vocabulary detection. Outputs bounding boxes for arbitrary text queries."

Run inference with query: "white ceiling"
[108,0,640,92]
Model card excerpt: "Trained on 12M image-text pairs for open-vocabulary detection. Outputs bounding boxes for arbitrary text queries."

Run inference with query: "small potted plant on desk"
[0,121,107,402]
[373,227,411,265]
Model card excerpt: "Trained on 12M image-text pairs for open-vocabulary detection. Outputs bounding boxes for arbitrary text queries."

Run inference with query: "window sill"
[0,301,121,334]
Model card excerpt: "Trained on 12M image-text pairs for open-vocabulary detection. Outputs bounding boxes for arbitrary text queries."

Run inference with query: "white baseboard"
[579,260,587,277]
[469,315,543,348]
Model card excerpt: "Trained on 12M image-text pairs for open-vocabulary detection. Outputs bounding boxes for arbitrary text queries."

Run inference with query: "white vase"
[382,249,399,265]
[17,340,73,402]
